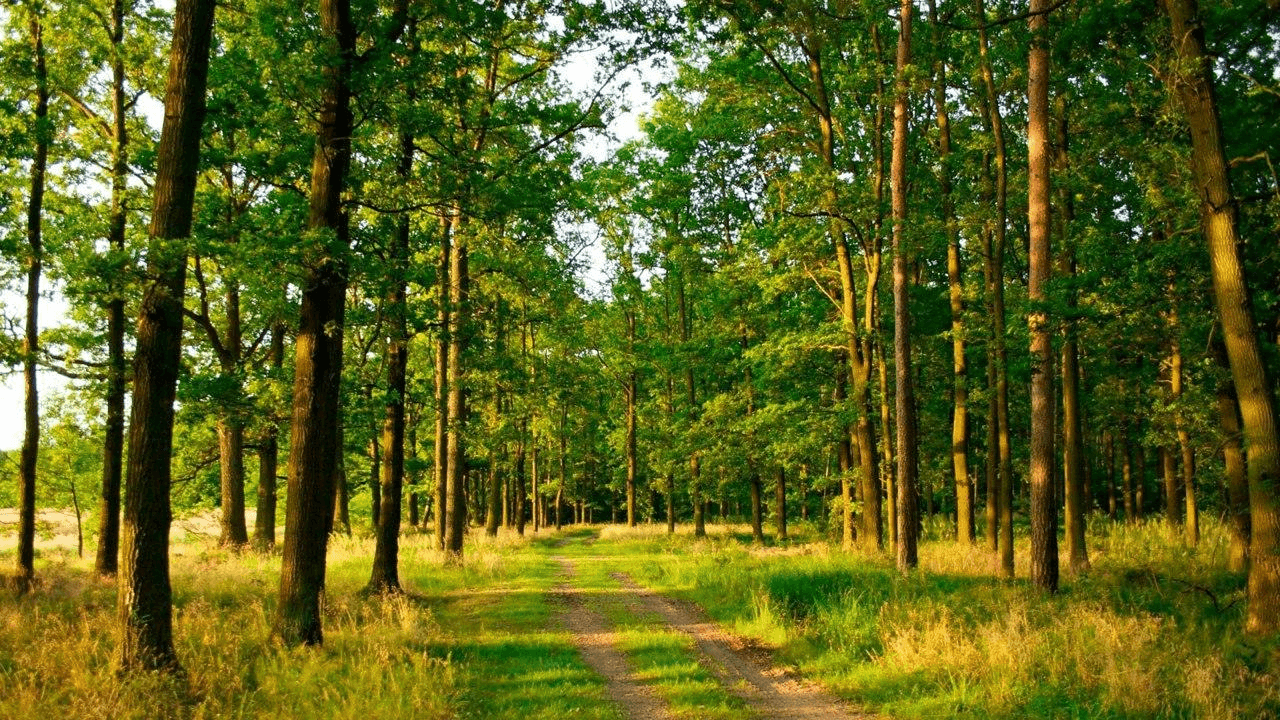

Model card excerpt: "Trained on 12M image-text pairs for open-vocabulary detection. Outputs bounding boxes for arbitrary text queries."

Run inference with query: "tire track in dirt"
[609,571,867,720]
[552,557,675,720]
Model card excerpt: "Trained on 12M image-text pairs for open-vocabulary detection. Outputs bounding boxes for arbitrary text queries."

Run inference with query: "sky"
[0,21,660,453]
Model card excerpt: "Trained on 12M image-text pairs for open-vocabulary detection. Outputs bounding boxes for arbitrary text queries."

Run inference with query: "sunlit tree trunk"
[891,0,918,573]
[975,0,1014,578]
[1161,0,1280,633]
[96,0,130,576]
[1027,0,1059,593]
[368,118,413,591]
[434,215,453,550]
[1215,339,1251,572]
[1055,98,1088,573]
[444,234,469,559]
[118,0,216,671]
[274,0,356,646]
[15,11,48,590]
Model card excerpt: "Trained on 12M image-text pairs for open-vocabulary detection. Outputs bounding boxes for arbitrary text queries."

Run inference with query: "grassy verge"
[598,517,1279,719]
[0,529,619,720]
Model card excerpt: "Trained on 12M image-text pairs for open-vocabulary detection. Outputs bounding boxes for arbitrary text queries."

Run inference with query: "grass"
[1,515,1277,718]
[602,516,1280,719]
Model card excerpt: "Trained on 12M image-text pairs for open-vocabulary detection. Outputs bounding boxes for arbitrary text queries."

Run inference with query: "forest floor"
[1,515,1277,719]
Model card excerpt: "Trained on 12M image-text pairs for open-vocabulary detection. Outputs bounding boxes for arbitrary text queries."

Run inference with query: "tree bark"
[1161,0,1280,632]
[253,324,284,551]
[217,418,249,547]
[16,11,49,589]
[1055,100,1088,573]
[1215,339,1251,572]
[775,467,787,541]
[368,120,413,591]
[444,234,470,559]
[118,0,216,671]
[1170,322,1198,545]
[1027,0,1059,593]
[625,310,638,528]
[96,0,130,577]
[975,0,1015,578]
[928,0,971,547]
[434,215,453,549]
[274,0,355,646]
[891,0,918,573]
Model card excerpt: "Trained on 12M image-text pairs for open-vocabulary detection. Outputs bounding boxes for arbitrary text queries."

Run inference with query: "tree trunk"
[835,358,854,550]
[434,215,453,550]
[16,12,49,589]
[96,0,130,576]
[750,471,764,543]
[891,0,918,573]
[1161,0,1280,633]
[273,0,355,647]
[775,467,787,541]
[1170,324,1198,545]
[928,0,971,547]
[367,122,413,591]
[1055,102,1088,573]
[217,418,249,547]
[1027,0,1059,593]
[1215,339,1251,572]
[975,0,1015,579]
[625,307,639,528]
[253,324,284,551]
[118,0,216,671]
[444,235,469,560]
[678,273,705,538]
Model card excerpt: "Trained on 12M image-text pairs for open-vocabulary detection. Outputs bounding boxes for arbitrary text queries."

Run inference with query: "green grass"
[2,516,1277,719]
[599,517,1280,719]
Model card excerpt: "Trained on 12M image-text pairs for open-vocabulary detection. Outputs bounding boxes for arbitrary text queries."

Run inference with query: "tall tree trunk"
[96,0,130,576]
[367,120,413,591]
[775,467,787,541]
[217,418,249,547]
[274,0,355,647]
[976,0,1015,578]
[928,0,971,546]
[1215,339,1251,572]
[749,471,764,543]
[1162,0,1280,634]
[515,428,527,535]
[486,307,504,537]
[444,235,469,559]
[625,309,638,528]
[118,0,216,671]
[1170,320,1198,545]
[1122,429,1136,522]
[891,0,919,573]
[253,324,284,551]
[1027,0,1059,593]
[835,358,855,550]
[16,12,49,589]
[1056,100,1088,573]
[678,272,705,538]
[434,215,453,550]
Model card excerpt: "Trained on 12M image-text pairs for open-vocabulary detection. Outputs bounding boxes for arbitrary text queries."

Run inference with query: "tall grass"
[611,516,1279,719]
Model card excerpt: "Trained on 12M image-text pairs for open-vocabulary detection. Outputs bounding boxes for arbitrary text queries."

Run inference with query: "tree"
[891,0,918,572]
[117,0,217,672]
[1159,0,1280,634]
[1027,0,1059,594]
[13,1,49,592]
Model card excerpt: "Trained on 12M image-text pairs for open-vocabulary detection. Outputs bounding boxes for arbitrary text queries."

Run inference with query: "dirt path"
[608,571,867,720]
[552,557,674,720]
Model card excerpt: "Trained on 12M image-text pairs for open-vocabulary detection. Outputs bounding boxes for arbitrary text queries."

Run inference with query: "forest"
[2,0,1279,717]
